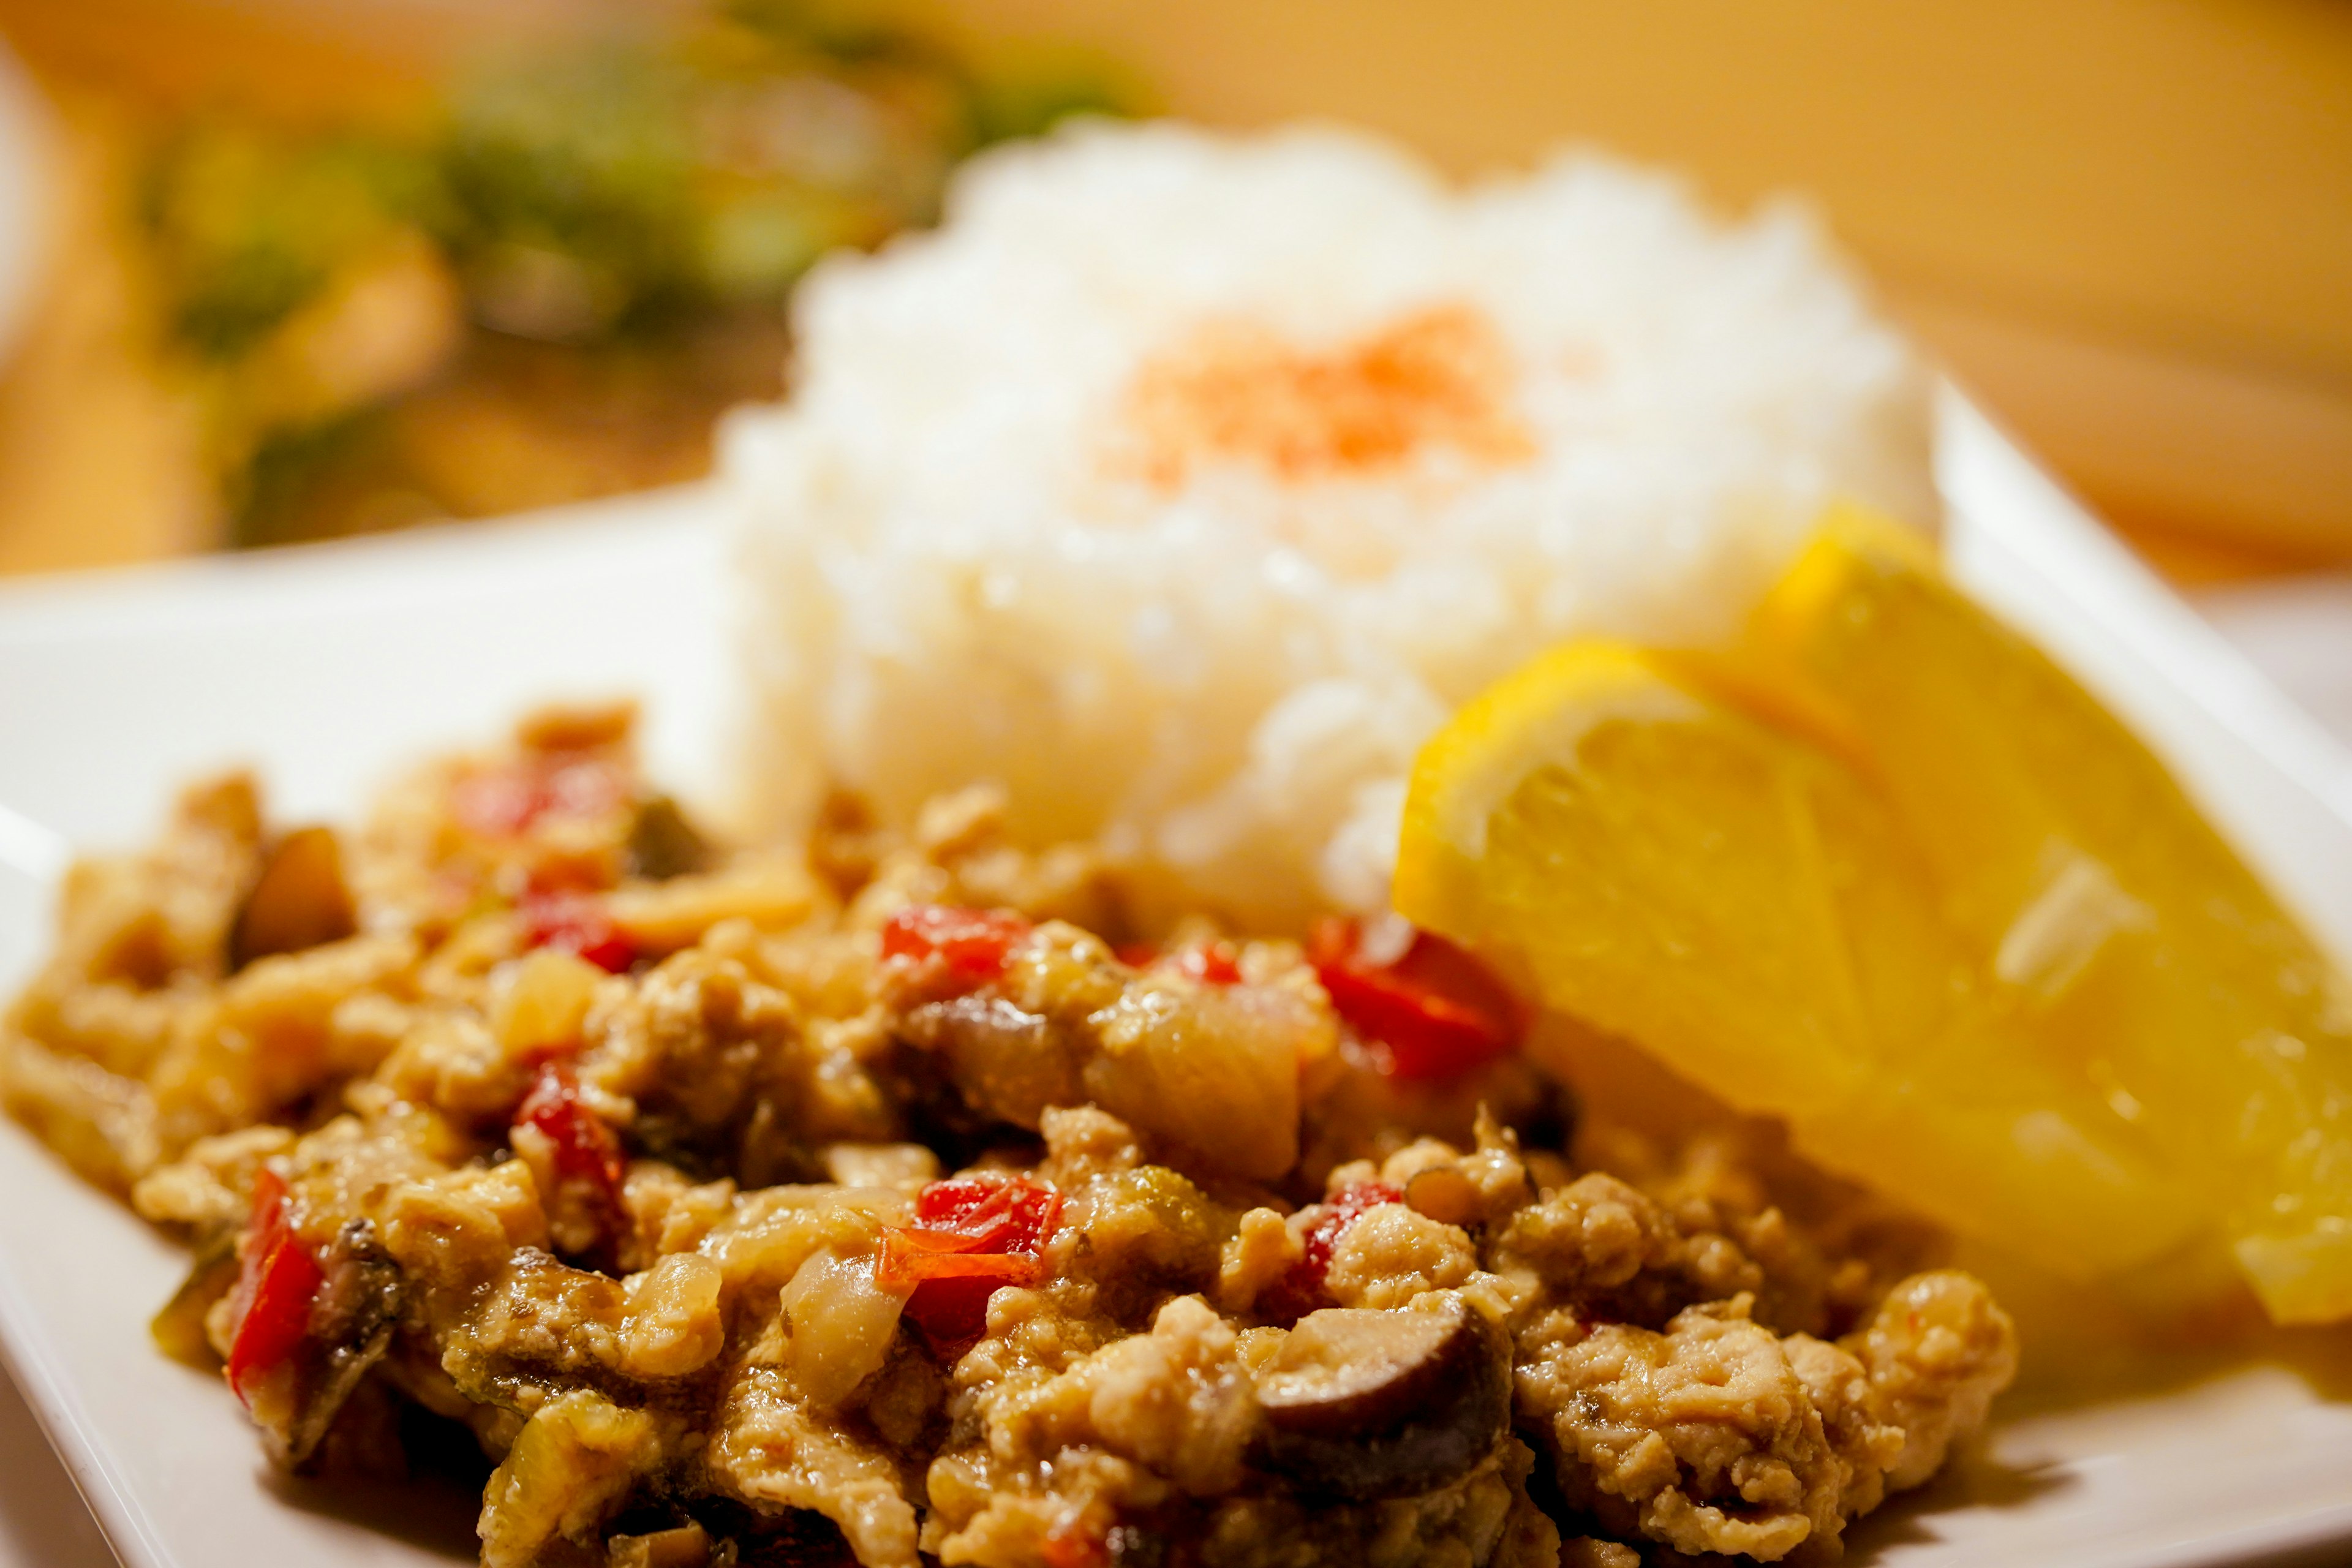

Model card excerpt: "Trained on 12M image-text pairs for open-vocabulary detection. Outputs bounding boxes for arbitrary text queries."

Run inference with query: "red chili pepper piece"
[1117,940,1243,986]
[224,1167,324,1408]
[514,1061,627,1215]
[1180,941,1245,986]
[521,890,636,973]
[452,756,626,839]
[880,905,1033,989]
[880,1174,1062,1351]
[908,1174,1063,1249]
[1042,1518,1111,1568]
[1258,1179,1403,1324]
[1309,918,1525,1079]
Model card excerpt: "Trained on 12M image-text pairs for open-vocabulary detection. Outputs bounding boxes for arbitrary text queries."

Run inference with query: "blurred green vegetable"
[129,2,1136,548]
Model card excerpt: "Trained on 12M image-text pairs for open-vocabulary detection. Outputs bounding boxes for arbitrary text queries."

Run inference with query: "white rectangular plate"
[1,393,2350,1568]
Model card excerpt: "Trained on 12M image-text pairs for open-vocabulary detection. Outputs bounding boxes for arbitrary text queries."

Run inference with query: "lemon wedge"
[1759,508,2352,1323]
[1398,510,2352,1321]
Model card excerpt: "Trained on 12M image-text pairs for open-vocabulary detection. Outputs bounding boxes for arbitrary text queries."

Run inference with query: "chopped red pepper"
[880,905,1033,990]
[1117,940,1243,986]
[908,1174,1065,1247]
[1041,1518,1111,1568]
[513,1061,627,1227]
[520,889,636,973]
[224,1167,323,1408]
[1309,918,1525,1079]
[880,1174,1062,1352]
[452,755,627,839]
[1181,941,1245,986]
[1258,1179,1403,1324]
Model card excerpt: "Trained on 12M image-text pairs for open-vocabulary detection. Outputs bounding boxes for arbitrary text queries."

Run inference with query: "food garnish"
[223,1167,323,1409]
[1399,505,2352,1322]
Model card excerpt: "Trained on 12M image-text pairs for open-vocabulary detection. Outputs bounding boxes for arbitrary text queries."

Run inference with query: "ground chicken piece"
[586,944,900,1172]
[1781,1333,1907,1520]
[6,738,2023,1568]
[146,932,420,1155]
[1322,1202,1477,1309]
[477,1388,663,1568]
[379,1162,551,1294]
[1517,1295,1850,1562]
[926,1295,1266,1566]
[1193,1439,1551,1568]
[1579,1120,1949,1338]
[617,1161,737,1272]
[1517,1270,2014,1564]
[1219,1207,1303,1313]
[927,1444,1162,1568]
[1080,1295,1261,1494]
[1492,1172,1761,1326]
[130,1124,296,1231]
[710,1365,923,1568]
[1847,1270,2018,1490]
[1376,1120,1536,1229]
[57,774,261,994]
[851,783,1124,937]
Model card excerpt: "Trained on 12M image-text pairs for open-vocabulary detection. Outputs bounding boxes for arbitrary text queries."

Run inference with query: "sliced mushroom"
[1253,1293,1508,1501]
[627,795,712,881]
[1403,1164,1483,1227]
[230,826,356,970]
[270,1218,407,1470]
[900,994,1082,1128]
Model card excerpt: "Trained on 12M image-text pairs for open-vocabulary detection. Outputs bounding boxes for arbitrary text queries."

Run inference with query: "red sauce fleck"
[1258,1180,1404,1324]
[452,756,626,839]
[1124,304,1534,488]
[880,905,1033,992]
[520,889,636,973]
[1116,939,1243,986]
[1042,1518,1111,1568]
[513,1061,627,1245]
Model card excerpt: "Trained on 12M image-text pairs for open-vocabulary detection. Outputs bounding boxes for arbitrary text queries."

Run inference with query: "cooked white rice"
[723,119,1936,932]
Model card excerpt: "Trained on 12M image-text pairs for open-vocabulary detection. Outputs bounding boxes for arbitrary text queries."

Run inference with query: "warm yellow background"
[1,0,2348,576]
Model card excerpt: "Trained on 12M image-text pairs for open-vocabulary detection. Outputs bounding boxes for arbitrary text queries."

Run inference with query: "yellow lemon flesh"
[1397,511,2352,1322]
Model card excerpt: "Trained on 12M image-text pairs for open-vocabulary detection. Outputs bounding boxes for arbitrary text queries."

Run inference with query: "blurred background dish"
[0,0,2344,586]
[0,38,48,376]
[0,0,1130,563]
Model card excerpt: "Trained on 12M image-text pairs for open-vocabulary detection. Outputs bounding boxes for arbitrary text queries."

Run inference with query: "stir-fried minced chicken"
[1,707,2016,1567]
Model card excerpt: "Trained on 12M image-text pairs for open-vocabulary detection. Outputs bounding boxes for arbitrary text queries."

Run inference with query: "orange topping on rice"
[1124,303,1532,485]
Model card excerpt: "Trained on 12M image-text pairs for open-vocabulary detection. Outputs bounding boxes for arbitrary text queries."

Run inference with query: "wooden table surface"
[0,0,2346,582]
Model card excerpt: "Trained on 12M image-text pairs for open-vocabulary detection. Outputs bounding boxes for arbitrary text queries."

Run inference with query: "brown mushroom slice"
[1403,1164,1483,1227]
[900,994,1082,1128]
[230,826,356,970]
[627,794,713,881]
[268,1219,407,1470]
[1253,1294,1509,1500]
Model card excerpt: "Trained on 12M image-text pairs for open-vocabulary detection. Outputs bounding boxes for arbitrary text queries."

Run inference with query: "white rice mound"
[724,119,1936,932]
